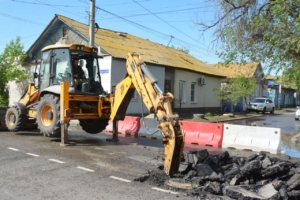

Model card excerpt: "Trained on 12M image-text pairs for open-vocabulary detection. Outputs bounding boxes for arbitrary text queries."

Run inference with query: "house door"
[164,80,172,93]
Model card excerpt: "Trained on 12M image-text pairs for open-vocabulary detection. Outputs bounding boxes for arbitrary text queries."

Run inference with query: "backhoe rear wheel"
[79,119,109,134]
[36,94,61,137]
[5,105,27,131]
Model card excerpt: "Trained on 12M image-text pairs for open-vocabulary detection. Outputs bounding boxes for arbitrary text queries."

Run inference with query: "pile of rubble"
[135,150,300,200]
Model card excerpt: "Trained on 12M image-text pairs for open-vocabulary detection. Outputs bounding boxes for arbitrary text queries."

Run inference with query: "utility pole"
[89,0,95,47]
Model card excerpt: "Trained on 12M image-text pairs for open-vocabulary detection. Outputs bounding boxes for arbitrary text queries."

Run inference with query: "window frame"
[190,82,197,103]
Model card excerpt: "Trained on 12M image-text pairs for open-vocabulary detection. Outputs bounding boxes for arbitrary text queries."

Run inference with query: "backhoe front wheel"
[36,94,61,137]
[79,119,109,134]
[5,105,27,131]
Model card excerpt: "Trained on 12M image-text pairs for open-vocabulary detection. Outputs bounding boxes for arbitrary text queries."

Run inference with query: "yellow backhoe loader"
[5,44,184,175]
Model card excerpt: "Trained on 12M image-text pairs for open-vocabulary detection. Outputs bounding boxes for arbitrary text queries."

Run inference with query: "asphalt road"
[1,110,299,199]
[0,130,193,200]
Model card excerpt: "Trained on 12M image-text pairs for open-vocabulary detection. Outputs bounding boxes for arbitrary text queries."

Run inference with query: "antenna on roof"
[167,35,174,47]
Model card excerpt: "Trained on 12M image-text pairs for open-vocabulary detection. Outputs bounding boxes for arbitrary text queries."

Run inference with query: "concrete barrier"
[180,121,223,147]
[138,117,162,139]
[222,124,281,154]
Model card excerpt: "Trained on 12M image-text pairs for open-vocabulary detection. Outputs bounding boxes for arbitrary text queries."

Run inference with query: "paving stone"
[279,185,288,200]
[179,162,192,174]
[277,170,295,180]
[287,190,300,199]
[240,160,262,174]
[257,183,280,199]
[196,149,209,163]
[286,173,300,188]
[237,157,246,166]
[204,181,222,195]
[183,170,197,180]
[218,151,229,164]
[260,162,292,178]
[295,166,300,173]
[262,157,272,169]
[246,153,259,162]
[272,179,284,190]
[196,163,215,177]
[224,186,266,200]
[226,156,237,165]
[287,178,300,191]
[200,172,225,183]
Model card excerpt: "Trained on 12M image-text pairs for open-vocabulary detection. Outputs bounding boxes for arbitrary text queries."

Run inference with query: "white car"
[295,107,300,120]
[247,98,275,114]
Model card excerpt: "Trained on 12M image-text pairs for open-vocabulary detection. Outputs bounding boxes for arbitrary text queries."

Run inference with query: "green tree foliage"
[170,45,190,54]
[198,0,300,89]
[0,37,29,106]
[214,75,256,112]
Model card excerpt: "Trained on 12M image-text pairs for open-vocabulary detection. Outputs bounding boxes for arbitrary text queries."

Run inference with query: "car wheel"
[270,107,274,114]
[262,107,266,114]
[296,118,299,121]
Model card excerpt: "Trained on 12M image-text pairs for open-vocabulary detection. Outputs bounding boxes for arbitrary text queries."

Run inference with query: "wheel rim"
[7,111,16,126]
[41,104,53,126]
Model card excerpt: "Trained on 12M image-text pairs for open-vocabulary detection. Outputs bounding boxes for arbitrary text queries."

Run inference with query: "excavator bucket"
[160,120,184,176]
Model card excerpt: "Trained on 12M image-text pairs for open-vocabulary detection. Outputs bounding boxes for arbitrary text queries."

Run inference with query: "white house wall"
[110,59,165,115]
[174,69,221,108]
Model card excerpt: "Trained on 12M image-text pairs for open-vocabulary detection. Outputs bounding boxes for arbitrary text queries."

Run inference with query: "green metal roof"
[57,15,226,77]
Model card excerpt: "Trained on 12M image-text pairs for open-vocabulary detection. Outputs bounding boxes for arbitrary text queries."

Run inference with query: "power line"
[133,0,210,49]
[95,7,219,60]
[9,0,83,7]
[0,12,46,26]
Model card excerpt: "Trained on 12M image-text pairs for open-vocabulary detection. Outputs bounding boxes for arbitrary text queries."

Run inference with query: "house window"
[191,82,196,103]
[62,27,68,38]
[179,81,186,103]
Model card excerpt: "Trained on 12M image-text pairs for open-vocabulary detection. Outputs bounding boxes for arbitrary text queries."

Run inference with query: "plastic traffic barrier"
[105,116,140,137]
[180,121,223,147]
[222,124,281,154]
[138,117,162,139]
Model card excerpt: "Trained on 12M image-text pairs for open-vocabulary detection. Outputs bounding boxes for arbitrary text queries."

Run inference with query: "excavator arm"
[110,53,184,176]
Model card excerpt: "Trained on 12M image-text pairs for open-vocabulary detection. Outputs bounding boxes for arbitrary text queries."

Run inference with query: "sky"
[0,0,222,64]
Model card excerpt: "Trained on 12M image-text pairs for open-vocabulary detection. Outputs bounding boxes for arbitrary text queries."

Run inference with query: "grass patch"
[205,112,217,117]
[276,109,287,113]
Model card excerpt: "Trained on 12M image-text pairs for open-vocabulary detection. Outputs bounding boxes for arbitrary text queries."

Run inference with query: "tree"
[214,75,256,112]
[170,45,190,54]
[0,37,29,106]
[197,0,300,89]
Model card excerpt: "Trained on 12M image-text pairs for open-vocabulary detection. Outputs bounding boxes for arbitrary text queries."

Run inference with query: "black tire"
[5,105,27,131]
[295,118,299,121]
[262,107,266,114]
[270,107,274,114]
[36,94,61,137]
[79,119,109,134]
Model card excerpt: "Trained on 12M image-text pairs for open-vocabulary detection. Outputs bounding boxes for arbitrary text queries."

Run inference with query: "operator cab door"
[39,48,72,93]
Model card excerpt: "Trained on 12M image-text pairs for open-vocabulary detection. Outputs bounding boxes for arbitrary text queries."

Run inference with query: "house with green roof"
[10,14,227,115]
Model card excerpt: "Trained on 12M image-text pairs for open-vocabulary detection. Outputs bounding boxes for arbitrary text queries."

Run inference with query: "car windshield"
[251,99,265,103]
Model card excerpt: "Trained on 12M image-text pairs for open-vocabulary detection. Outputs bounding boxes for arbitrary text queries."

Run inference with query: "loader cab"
[39,44,103,94]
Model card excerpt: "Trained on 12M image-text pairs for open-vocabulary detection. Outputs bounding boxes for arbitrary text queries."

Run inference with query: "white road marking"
[110,176,131,183]
[49,159,65,164]
[152,187,178,194]
[26,153,40,157]
[109,152,127,155]
[8,147,19,151]
[77,166,95,172]
[95,148,108,150]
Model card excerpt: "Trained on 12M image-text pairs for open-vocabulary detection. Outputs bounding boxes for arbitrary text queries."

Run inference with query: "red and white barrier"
[105,116,140,137]
[180,121,223,147]
[222,124,281,154]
